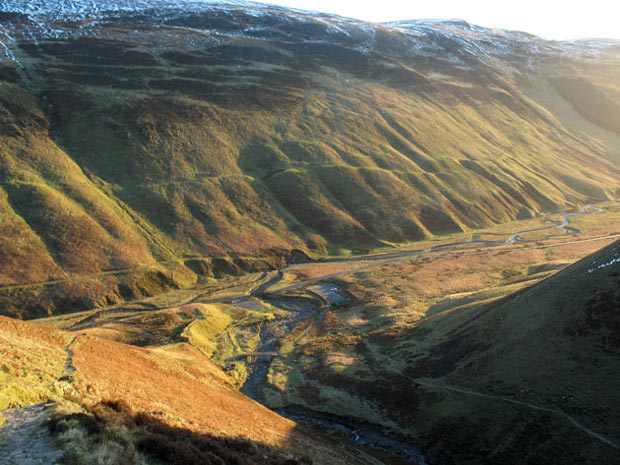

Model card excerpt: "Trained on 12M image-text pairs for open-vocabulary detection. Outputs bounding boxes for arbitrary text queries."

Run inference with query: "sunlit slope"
[0,315,366,464]
[0,6,619,317]
[526,47,620,163]
[33,33,619,245]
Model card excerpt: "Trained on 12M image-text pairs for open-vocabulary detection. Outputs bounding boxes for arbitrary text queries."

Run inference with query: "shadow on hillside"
[49,400,312,465]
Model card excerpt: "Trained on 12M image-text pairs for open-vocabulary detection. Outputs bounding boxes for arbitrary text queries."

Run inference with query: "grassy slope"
[0,315,370,465]
[265,240,620,464]
[524,59,620,164]
[0,316,70,413]
[0,13,619,318]
[406,241,620,464]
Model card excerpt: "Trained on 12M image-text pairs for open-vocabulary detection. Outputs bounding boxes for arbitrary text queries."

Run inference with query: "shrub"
[50,400,312,465]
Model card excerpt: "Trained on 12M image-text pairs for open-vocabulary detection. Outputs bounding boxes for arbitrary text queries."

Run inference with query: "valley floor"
[4,200,620,465]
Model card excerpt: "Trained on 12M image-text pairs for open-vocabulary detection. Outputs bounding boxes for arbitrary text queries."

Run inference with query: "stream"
[234,202,612,465]
[240,296,319,402]
[238,289,429,464]
[278,406,428,465]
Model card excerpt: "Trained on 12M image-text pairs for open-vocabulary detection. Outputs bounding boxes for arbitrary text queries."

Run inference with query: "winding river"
[228,202,616,464]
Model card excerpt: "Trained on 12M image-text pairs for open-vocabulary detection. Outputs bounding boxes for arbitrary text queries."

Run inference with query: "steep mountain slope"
[408,240,620,464]
[0,1,619,318]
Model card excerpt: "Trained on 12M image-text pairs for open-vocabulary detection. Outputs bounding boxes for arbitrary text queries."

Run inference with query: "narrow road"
[0,263,166,292]
[62,337,77,380]
[55,337,79,401]
[413,379,620,451]
[0,336,80,465]
[251,271,283,296]
[226,352,278,361]
[3,203,610,295]
[253,232,620,298]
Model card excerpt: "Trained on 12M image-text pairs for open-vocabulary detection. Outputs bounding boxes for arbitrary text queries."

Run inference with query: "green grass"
[0,320,68,413]
[181,304,233,357]
[2,21,620,318]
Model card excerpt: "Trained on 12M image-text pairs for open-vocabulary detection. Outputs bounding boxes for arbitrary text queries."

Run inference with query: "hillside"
[254,239,620,465]
[33,210,620,464]
[0,315,374,465]
[0,1,619,317]
[413,240,620,463]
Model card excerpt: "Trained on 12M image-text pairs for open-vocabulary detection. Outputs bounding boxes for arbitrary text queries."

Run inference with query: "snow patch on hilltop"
[0,26,21,66]
[0,0,616,70]
[587,245,620,274]
[0,0,255,20]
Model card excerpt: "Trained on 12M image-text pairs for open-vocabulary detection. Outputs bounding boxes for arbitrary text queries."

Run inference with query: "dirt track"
[0,403,65,465]
[414,379,620,451]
